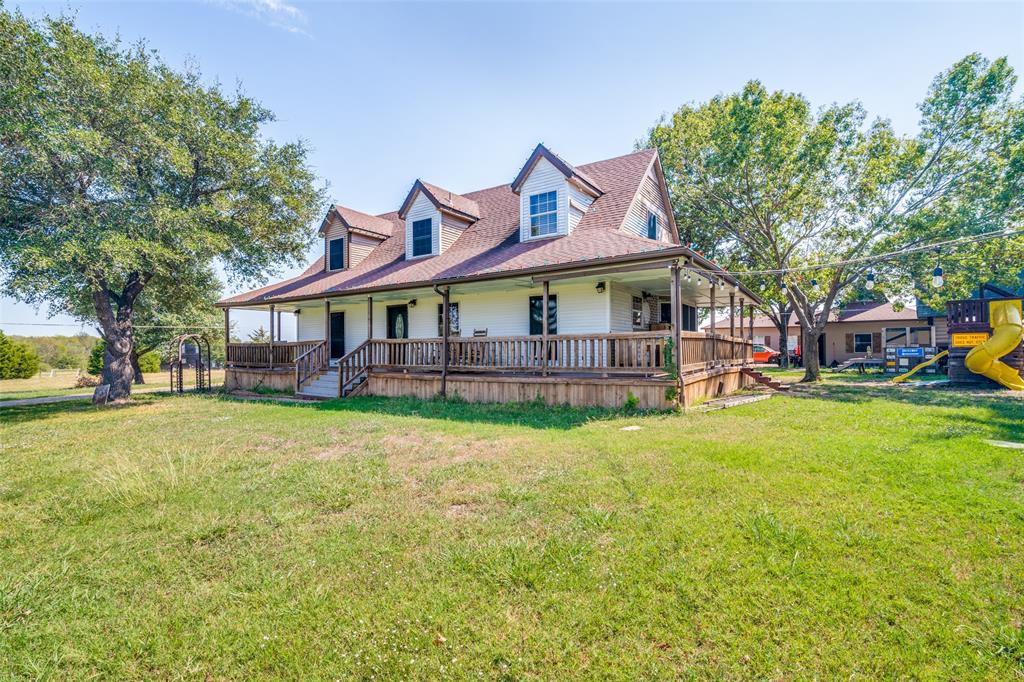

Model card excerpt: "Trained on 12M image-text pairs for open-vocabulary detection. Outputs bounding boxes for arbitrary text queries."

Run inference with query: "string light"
[780,281,788,296]
[811,278,821,294]
[865,272,876,291]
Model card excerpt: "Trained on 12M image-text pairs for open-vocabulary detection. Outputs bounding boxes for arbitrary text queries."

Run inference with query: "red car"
[752,344,781,364]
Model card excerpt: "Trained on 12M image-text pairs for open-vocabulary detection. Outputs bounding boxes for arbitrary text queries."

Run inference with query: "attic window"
[411,218,432,257]
[328,238,345,271]
[529,191,558,237]
[647,210,658,240]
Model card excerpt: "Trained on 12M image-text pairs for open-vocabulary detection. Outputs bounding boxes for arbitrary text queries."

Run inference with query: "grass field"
[0,370,225,401]
[1,382,1023,679]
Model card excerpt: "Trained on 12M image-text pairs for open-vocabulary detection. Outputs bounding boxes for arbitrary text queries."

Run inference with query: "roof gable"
[397,180,480,221]
[510,143,604,197]
[318,205,393,238]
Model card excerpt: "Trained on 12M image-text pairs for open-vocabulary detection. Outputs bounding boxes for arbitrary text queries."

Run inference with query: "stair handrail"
[295,340,328,392]
[337,339,373,397]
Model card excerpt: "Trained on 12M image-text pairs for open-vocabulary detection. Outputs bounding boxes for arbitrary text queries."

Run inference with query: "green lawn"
[0,370,225,401]
[1,385,1023,679]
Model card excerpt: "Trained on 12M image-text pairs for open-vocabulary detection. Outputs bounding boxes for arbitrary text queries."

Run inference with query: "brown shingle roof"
[397,180,480,221]
[748,301,920,329]
[318,205,394,237]
[510,143,603,197]
[220,148,728,306]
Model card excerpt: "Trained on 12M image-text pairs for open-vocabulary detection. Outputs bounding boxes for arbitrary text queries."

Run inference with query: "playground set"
[893,283,1024,390]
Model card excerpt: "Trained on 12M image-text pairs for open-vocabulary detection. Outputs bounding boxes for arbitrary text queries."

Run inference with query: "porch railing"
[226,340,326,368]
[295,340,328,391]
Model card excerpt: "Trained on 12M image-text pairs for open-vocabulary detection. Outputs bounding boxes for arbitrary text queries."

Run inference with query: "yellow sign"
[952,332,990,348]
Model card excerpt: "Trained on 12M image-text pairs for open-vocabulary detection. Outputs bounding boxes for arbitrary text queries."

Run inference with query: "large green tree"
[646,54,1023,381]
[0,10,324,399]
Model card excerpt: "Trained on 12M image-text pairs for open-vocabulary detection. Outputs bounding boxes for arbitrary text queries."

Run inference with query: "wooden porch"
[225,330,753,406]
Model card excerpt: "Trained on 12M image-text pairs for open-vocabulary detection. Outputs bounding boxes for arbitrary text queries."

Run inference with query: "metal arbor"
[168,333,213,393]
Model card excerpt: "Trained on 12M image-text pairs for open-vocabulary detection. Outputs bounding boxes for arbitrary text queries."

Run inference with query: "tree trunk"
[775,303,790,369]
[130,349,145,384]
[801,327,823,382]
[101,328,135,399]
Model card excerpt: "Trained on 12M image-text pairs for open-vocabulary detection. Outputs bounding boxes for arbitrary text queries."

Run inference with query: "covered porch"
[221,257,758,407]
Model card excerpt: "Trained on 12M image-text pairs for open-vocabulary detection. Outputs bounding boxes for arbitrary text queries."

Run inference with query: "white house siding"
[440,214,471,253]
[518,157,569,242]
[567,184,594,232]
[404,191,440,259]
[621,168,671,243]
[323,218,347,271]
[349,233,382,268]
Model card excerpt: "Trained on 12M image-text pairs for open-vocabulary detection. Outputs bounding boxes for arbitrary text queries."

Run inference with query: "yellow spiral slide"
[964,299,1024,390]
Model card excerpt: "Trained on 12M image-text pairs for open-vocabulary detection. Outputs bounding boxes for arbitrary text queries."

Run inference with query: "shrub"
[0,332,42,379]
[87,340,105,375]
[623,391,640,412]
[75,374,100,388]
[137,352,161,373]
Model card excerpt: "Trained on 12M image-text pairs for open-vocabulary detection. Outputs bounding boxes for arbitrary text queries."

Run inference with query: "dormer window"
[529,191,559,237]
[411,218,433,257]
[647,209,658,240]
[328,237,346,271]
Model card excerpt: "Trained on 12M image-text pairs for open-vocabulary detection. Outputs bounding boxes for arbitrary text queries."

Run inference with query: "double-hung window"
[646,210,658,240]
[328,238,345,271]
[437,302,460,337]
[632,296,643,328]
[854,333,873,354]
[411,218,433,257]
[529,191,558,237]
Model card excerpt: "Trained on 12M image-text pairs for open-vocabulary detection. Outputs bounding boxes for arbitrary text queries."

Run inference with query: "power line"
[681,227,1022,279]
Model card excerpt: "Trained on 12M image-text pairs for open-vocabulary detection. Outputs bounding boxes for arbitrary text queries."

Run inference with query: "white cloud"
[210,0,311,37]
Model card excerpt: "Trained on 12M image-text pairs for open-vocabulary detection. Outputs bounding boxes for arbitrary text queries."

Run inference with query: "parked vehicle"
[752,344,781,364]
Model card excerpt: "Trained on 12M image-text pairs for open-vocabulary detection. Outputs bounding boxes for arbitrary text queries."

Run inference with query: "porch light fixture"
[293,309,301,316]
[865,272,876,291]
[408,299,417,307]
[595,281,606,294]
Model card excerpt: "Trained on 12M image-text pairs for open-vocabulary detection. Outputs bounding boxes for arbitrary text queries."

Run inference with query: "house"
[747,301,947,367]
[218,144,761,408]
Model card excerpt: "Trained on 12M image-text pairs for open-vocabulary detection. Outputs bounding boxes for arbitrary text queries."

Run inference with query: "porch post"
[223,308,230,367]
[277,309,283,341]
[367,296,373,340]
[709,282,717,366]
[748,304,755,342]
[440,287,450,397]
[541,280,550,376]
[268,304,275,369]
[670,261,682,404]
[729,292,736,337]
[324,299,331,349]
[738,297,745,340]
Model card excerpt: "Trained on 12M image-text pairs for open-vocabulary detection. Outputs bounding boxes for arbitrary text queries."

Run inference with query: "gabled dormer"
[318,205,393,272]
[511,144,603,242]
[620,152,679,244]
[398,180,479,260]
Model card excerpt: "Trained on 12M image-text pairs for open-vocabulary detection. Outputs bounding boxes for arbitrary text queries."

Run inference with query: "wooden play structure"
[168,333,213,393]
[896,283,1024,389]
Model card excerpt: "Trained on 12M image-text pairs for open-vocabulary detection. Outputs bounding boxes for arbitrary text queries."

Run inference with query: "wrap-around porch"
[221,260,757,407]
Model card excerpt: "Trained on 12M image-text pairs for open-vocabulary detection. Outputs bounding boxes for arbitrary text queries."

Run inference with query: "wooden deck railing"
[227,332,753,386]
[226,340,326,368]
[295,340,328,391]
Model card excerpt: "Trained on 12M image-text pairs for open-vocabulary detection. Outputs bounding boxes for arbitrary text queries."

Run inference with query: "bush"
[0,332,42,379]
[88,340,105,375]
[137,352,161,373]
[75,374,100,388]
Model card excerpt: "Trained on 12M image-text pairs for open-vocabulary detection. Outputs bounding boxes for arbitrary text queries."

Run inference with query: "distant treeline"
[8,333,98,370]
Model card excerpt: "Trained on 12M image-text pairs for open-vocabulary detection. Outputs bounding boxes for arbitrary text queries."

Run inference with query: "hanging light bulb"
[733,282,739,293]
[812,278,821,295]
[931,247,944,288]
[780,281,788,296]
[865,272,876,291]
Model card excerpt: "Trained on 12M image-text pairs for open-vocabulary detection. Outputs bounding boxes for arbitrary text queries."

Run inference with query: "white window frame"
[646,209,659,240]
[529,190,559,238]
[410,217,434,258]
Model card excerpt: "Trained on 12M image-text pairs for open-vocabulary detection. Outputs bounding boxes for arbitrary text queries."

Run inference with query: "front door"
[329,311,345,360]
[387,305,409,366]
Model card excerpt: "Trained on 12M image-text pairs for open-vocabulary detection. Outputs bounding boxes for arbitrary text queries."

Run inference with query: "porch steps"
[295,369,369,400]
[296,369,339,400]
[741,367,791,392]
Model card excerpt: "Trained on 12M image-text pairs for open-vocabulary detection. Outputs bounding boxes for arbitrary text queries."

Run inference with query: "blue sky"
[3,0,1022,339]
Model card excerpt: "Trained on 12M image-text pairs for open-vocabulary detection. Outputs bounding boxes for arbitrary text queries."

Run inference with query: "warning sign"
[952,332,989,347]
